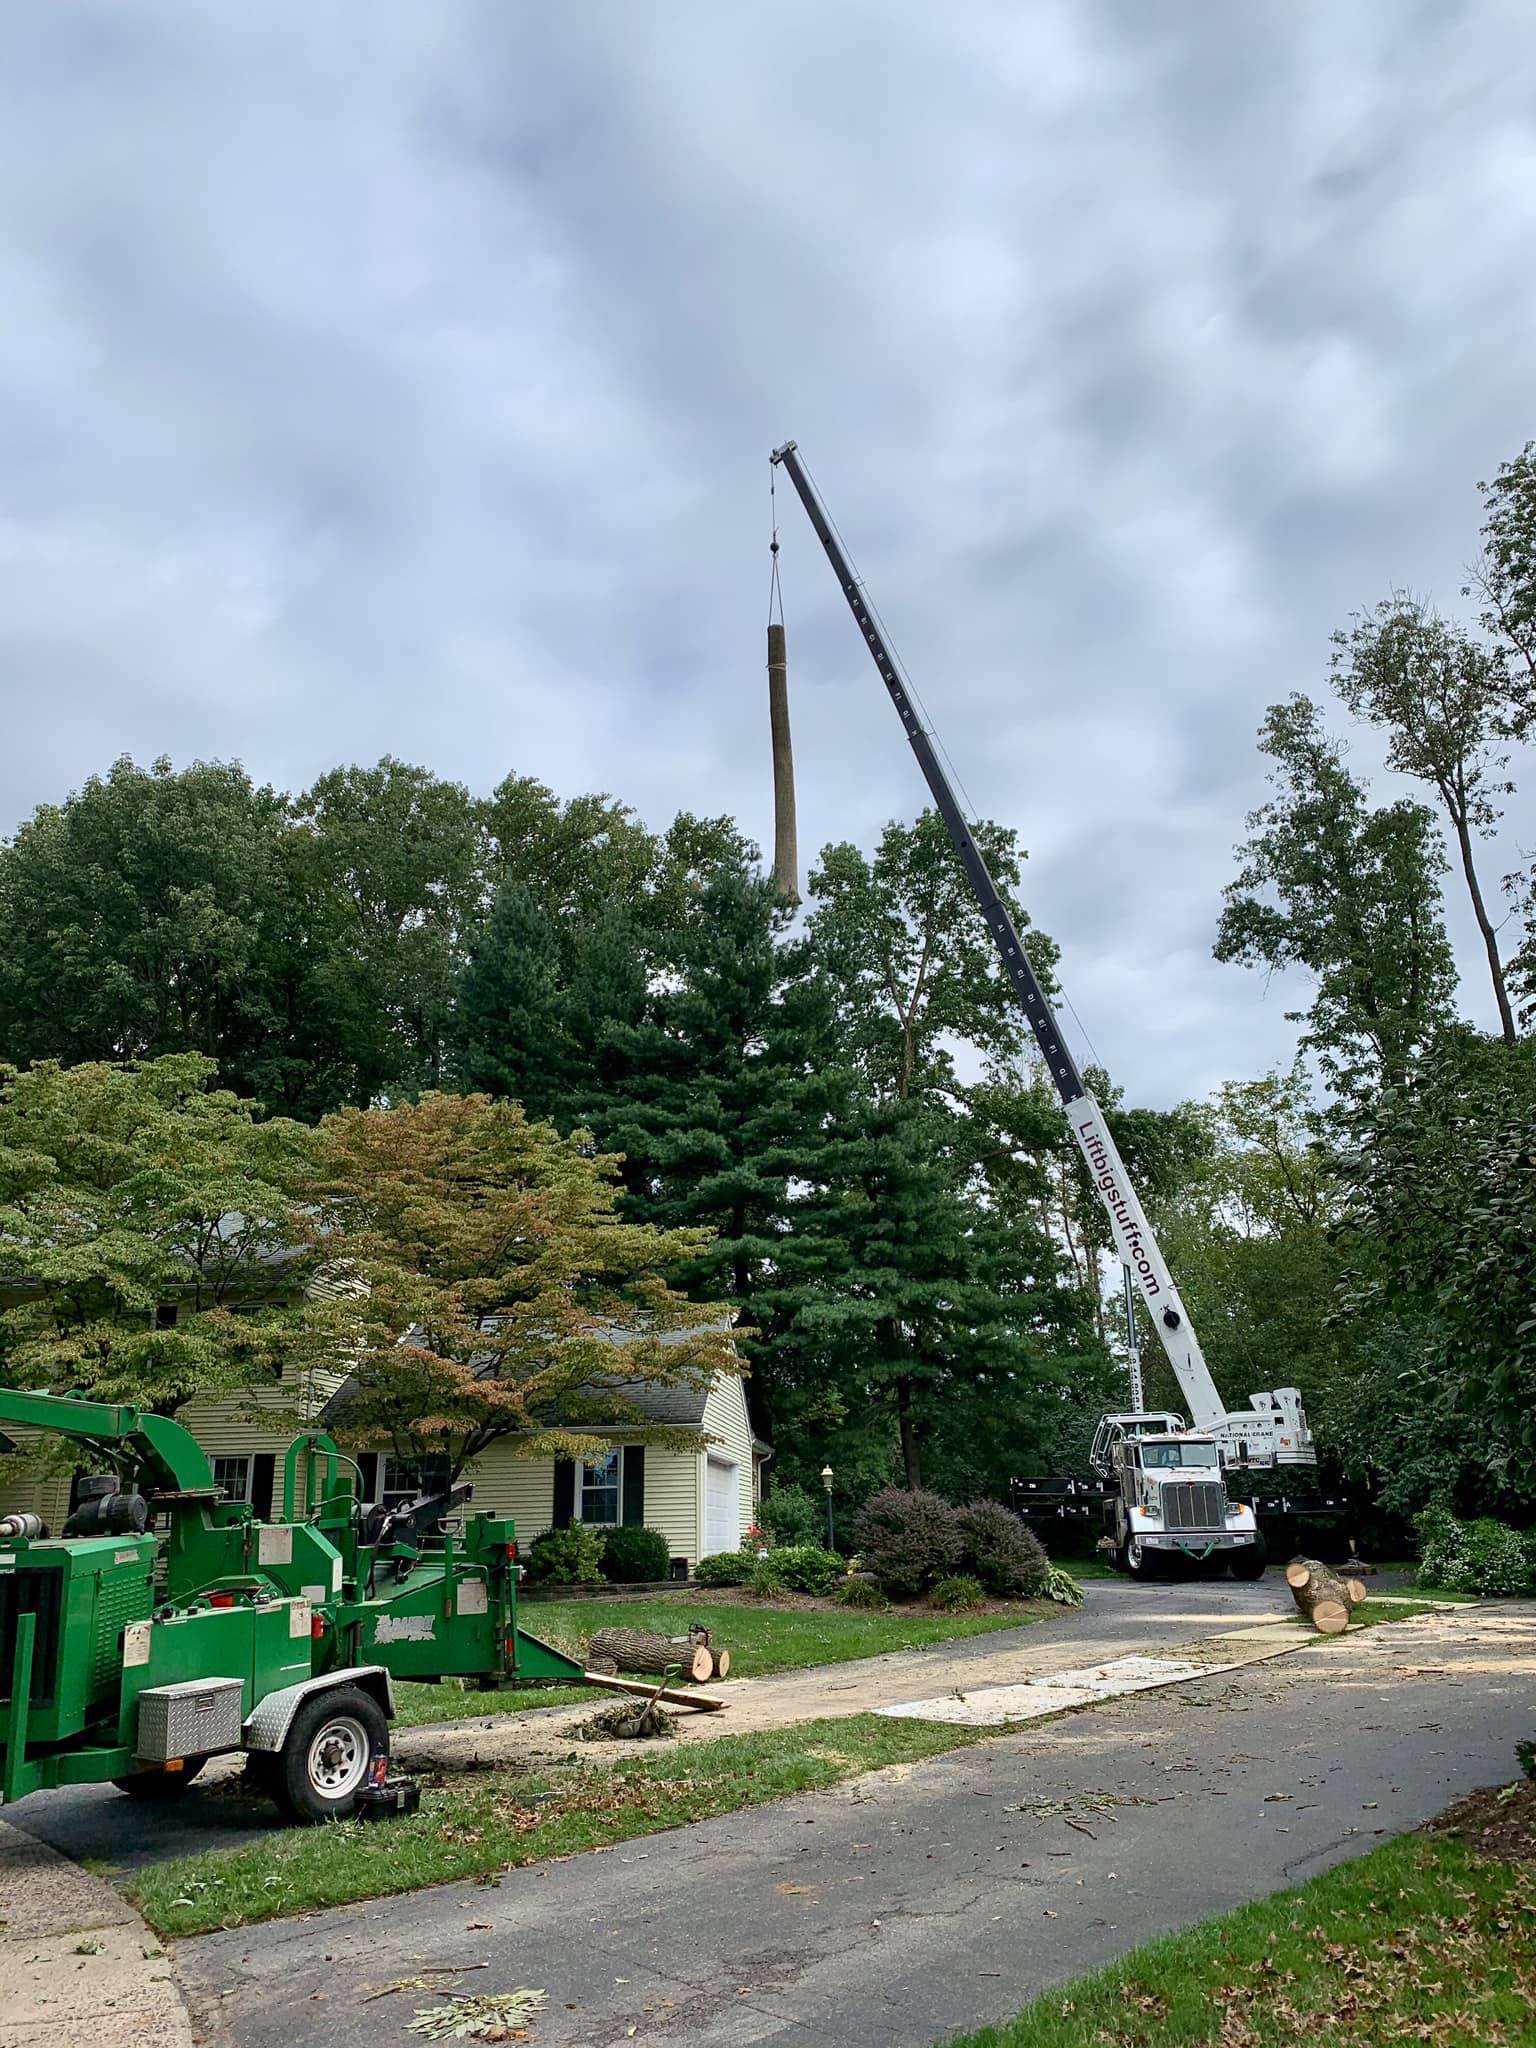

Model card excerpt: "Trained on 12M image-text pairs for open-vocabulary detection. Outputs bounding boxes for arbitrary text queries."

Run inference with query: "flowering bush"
[1416,1507,1536,1597]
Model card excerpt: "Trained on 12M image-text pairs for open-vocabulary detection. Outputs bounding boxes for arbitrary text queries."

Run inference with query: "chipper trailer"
[769,440,1316,1580]
[0,1389,592,1822]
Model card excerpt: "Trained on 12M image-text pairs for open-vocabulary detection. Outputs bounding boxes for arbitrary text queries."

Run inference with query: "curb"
[0,1816,195,2048]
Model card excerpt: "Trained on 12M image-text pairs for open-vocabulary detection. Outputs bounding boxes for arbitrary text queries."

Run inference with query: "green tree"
[1152,1067,1352,1427]
[296,758,485,1104]
[783,813,1091,1491]
[807,811,1058,1104]
[452,880,647,1124]
[1330,596,1518,1041]
[1215,695,1457,1097]
[481,774,656,917]
[1331,1028,1536,1516]
[1472,439,1536,712]
[0,1054,330,1416]
[313,1090,737,1480]
[0,756,326,1107]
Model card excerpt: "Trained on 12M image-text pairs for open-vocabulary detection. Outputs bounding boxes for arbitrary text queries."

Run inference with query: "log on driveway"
[1285,1557,1365,1634]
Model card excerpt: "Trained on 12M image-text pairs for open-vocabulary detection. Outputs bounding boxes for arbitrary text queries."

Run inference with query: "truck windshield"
[1142,1443,1220,1469]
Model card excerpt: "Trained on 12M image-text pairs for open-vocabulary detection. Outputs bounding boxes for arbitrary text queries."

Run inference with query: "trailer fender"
[243,1667,396,1753]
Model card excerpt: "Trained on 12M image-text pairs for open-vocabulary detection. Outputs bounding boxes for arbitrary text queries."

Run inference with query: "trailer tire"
[271,1686,388,1825]
[113,1758,206,1799]
[1229,1535,1268,1581]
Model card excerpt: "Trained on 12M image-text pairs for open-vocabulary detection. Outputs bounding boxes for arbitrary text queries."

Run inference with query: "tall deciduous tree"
[1330,596,1517,1041]
[314,1091,737,1480]
[0,1054,330,1416]
[1331,1028,1536,1515]
[807,811,1057,1104]
[1215,695,1457,1097]
[1152,1067,1351,1426]
[1473,439,1536,712]
[0,756,331,1109]
[296,758,485,1105]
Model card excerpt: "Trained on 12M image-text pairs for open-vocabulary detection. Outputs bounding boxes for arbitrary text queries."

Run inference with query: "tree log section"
[587,1626,714,1683]
[1285,1558,1357,1634]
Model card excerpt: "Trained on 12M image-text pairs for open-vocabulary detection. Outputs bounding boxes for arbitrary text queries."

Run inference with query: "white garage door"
[704,1456,740,1556]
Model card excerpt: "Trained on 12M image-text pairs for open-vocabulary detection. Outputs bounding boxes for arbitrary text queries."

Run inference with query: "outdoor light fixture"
[820,1465,835,1549]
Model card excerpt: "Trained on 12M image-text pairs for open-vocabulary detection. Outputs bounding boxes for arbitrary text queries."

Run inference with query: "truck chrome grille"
[1161,1482,1226,1532]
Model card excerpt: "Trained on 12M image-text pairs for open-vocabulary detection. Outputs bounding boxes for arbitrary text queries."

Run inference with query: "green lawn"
[127,1712,984,1936]
[390,1596,1041,1728]
[943,1831,1536,2047]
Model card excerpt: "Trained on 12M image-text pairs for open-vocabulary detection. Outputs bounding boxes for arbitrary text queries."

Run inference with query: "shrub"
[766,1545,844,1597]
[954,1499,1051,1599]
[1416,1508,1535,1597]
[1517,1739,1536,1784]
[1044,1563,1085,1607]
[851,1486,963,1598]
[523,1524,604,1586]
[693,1551,754,1588]
[836,1573,889,1609]
[600,1525,671,1584]
[759,1484,823,1549]
[749,1557,790,1598]
[929,1574,986,1612]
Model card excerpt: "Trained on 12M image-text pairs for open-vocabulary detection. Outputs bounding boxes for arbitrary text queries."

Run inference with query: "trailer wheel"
[1228,1535,1268,1581]
[271,1686,388,1825]
[113,1758,206,1799]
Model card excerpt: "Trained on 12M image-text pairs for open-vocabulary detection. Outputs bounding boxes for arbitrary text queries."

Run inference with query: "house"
[0,1355,769,1574]
[332,1372,768,1570]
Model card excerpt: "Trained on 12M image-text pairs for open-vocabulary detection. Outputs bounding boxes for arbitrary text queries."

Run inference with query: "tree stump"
[587,1626,714,1683]
[1285,1558,1360,1634]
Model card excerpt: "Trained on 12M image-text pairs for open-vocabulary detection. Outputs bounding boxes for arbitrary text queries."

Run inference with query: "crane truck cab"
[1090,1413,1266,1582]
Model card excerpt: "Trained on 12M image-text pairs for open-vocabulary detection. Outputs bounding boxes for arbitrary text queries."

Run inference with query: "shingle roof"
[316,1321,734,1432]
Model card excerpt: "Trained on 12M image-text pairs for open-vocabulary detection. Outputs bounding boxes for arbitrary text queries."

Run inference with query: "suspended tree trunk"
[767,622,800,907]
[1285,1558,1365,1635]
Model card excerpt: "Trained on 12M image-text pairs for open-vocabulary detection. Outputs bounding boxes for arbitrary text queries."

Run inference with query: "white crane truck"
[770,441,1315,1580]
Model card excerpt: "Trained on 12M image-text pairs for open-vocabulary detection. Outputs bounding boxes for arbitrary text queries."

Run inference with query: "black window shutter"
[356,1452,380,1505]
[251,1454,275,1520]
[621,1445,645,1527]
[553,1458,575,1528]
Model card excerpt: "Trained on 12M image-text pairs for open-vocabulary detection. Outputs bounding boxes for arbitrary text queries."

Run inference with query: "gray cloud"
[1,0,1532,1105]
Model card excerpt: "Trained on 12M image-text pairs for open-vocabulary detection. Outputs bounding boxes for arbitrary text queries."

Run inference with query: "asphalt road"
[4,1572,1301,1872]
[171,1592,1534,2048]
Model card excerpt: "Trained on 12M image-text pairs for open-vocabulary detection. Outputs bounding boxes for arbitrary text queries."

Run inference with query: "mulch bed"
[1423,1775,1536,1864]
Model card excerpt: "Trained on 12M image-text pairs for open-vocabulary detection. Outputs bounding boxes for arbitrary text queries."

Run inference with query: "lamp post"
[821,1465,835,1550]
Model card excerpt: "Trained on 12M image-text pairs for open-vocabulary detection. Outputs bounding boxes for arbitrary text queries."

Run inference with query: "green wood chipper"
[0,1389,589,1822]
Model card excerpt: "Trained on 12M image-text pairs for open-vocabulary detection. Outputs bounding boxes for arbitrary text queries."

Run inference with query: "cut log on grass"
[580,1670,725,1712]
[1285,1558,1357,1634]
[587,1627,714,1683]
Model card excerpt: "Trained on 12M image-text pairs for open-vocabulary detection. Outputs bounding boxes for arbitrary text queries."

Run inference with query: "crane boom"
[770,440,1313,1470]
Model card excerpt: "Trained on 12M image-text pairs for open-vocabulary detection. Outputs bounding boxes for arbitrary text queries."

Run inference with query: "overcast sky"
[2,1,1533,1106]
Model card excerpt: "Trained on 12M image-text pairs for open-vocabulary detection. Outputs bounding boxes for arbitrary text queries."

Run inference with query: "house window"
[212,1456,253,1504]
[579,1450,621,1527]
[379,1454,451,1508]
